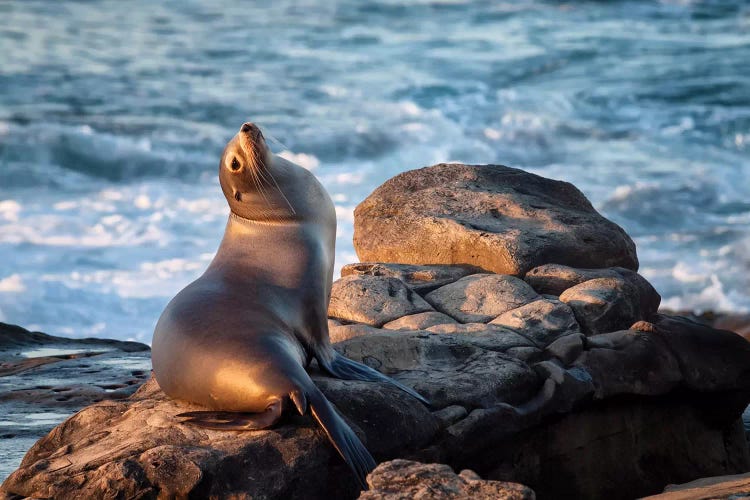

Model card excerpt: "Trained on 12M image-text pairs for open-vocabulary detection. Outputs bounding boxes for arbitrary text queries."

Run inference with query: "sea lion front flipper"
[319,352,430,407]
[305,383,376,491]
[176,400,282,430]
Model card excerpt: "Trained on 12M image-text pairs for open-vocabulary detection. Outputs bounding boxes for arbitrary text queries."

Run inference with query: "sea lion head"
[219,122,291,220]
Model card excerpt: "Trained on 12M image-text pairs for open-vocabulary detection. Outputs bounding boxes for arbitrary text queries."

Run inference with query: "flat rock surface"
[329,275,433,326]
[643,472,750,499]
[359,459,535,499]
[353,163,638,275]
[0,322,150,482]
[425,274,540,323]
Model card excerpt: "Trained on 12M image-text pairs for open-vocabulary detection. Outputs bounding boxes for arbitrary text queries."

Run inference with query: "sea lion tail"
[321,352,430,407]
[304,383,376,491]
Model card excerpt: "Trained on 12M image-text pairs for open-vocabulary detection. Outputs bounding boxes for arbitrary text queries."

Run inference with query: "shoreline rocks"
[0,322,150,482]
[3,163,750,499]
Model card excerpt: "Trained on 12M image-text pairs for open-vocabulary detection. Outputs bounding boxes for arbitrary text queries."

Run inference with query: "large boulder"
[353,164,638,276]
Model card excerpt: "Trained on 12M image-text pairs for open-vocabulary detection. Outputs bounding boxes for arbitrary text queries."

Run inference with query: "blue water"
[1,0,749,343]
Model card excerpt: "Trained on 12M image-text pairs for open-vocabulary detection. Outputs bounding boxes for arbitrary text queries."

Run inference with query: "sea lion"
[151,122,427,489]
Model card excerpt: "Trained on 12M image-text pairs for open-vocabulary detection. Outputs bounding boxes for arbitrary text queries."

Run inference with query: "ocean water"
[1,0,749,343]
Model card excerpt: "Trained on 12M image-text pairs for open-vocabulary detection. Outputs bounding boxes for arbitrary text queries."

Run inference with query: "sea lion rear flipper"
[320,352,430,406]
[305,384,376,491]
[176,400,282,430]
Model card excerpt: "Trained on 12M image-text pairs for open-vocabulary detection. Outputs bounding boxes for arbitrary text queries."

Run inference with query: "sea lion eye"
[230,158,241,171]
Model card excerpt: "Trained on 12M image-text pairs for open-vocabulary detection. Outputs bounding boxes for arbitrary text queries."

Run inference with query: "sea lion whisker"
[260,166,297,215]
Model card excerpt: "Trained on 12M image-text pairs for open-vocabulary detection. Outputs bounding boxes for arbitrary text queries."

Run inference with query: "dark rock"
[353,163,638,275]
[0,322,150,482]
[635,315,750,393]
[573,329,682,398]
[341,263,480,295]
[543,333,586,366]
[328,275,433,327]
[425,274,539,324]
[359,459,536,500]
[334,331,542,409]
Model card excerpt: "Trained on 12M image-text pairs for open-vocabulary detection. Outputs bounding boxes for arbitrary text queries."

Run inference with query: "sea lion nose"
[241,122,255,133]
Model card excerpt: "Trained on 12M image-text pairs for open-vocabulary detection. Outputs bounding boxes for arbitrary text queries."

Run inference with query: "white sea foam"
[278,150,321,170]
[0,201,20,222]
[0,275,25,293]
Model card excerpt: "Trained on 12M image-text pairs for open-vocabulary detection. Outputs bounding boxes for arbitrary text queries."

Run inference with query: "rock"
[328,275,433,327]
[543,333,586,366]
[425,274,540,324]
[0,322,151,482]
[710,313,750,343]
[634,315,750,393]
[382,312,457,331]
[330,323,386,344]
[4,309,750,500]
[335,331,541,409]
[341,263,479,295]
[643,472,750,499]
[1,375,437,500]
[359,459,536,500]
[489,298,580,347]
[559,276,656,335]
[474,395,750,500]
[431,406,469,429]
[353,163,638,276]
[524,264,661,317]
[572,329,682,398]
[424,323,538,355]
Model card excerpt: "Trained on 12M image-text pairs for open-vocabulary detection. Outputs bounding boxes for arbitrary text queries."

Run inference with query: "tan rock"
[382,311,457,331]
[353,163,638,276]
[328,274,433,327]
[341,263,479,295]
[560,276,648,335]
[425,274,540,323]
[359,459,535,499]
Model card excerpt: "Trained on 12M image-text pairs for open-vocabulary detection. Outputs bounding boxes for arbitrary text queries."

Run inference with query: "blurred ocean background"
[1,0,749,343]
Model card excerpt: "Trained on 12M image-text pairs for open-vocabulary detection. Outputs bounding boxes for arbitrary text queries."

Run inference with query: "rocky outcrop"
[3,298,749,499]
[359,460,535,499]
[353,163,638,275]
[3,165,749,500]
[0,322,150,481]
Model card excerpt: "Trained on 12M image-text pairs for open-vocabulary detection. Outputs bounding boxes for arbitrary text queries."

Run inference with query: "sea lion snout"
[241,122,259,135]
